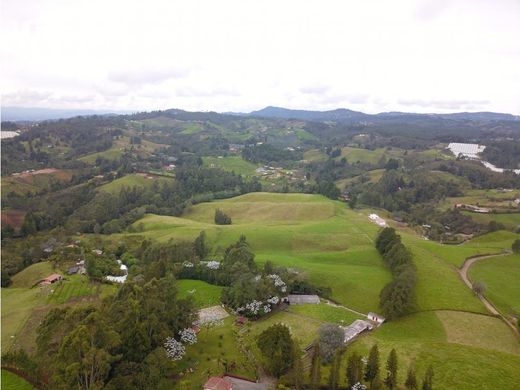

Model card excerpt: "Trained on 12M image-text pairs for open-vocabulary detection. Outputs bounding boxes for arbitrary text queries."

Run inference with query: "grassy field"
[11,262,54,288]
[127,192,508,316]
[469,253,520,317]
[129,193,390,313]
[177,279,223,308]
[287,303,363,325]
[1,169,73,198]
[118,192,520,388]
[1,369,34,390]
[98,173,173,194]
[347,311,520,390]
[337,147,405,164]
[462,211,520,231]
[2,262,115,353]
[173,316,256,389]
[202,156,259,176]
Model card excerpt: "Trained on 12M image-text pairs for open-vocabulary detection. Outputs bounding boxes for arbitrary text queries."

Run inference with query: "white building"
[367,312,386,325]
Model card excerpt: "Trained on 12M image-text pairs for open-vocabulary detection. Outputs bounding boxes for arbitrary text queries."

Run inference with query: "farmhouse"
[369,213,387,227]
[367,312,386,325]
[40,273,63,285]
[342,319,374,343]
[204,376,233,390]
[284,294,320,305]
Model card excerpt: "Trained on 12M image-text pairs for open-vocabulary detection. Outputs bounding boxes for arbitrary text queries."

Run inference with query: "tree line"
[376,228,417,319]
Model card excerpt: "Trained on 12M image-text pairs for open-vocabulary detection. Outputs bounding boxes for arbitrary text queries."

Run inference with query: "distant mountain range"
[1,107,132,122]
[247,106,519,122]
[1,105,518,123]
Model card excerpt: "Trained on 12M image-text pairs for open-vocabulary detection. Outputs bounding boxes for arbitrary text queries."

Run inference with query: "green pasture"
[202,156,259,176]
[337,147,405,164]
[173,316,256,389]
[177,279,223,308]
[463,211,520,230]
[347,311,520,390]
[469,253,520,317]
[128,192,511,315]
[287,303,363,325]
[1,369,34,390]
[98,174,172,194]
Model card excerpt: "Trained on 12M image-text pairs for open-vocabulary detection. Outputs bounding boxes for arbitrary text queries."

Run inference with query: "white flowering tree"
[179,328,197,345]
[164,337,185,360]
[352,383,367,390]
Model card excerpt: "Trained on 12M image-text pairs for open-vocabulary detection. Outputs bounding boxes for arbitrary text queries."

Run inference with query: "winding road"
[458,251,519,336]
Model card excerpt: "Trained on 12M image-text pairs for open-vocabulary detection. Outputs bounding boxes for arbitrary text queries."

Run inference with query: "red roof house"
[203,376,233,390]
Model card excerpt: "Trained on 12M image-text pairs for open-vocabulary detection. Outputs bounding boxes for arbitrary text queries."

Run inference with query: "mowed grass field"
[469,253,520,317]
[177,279,223,308]
[1,369,34,390]
[202,156,259,176]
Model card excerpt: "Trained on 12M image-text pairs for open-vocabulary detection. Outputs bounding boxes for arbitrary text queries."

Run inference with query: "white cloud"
[1,0,519,114]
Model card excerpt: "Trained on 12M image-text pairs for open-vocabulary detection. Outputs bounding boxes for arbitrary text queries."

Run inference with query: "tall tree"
[405,365,418,390]
[194,231,209,259]
[257,324,295,378]
[328,351,341,390]
[421,366,434,390]
[384,348,398,389]
[290,343,304,390]
[347,352,363,388]
[364,344,380,384]
[310,343,321,390]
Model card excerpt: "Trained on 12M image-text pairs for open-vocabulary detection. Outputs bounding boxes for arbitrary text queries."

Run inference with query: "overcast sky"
[2,0,519,114]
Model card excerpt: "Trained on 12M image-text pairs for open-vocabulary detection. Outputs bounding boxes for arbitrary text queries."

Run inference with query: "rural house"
[367,312,386,325]
[204,376,233,390]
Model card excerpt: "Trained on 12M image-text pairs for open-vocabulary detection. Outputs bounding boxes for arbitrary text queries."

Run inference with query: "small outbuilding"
[40,273,63,285]
[67,266,79,275]
[204,376,233,390]
[284,294,320,305]
[342,319,374,343]
[367,312,386,325]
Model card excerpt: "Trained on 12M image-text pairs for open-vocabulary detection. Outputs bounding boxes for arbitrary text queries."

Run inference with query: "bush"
[214,209,232,225]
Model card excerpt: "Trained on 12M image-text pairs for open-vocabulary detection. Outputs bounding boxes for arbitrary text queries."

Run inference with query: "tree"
[385,158,399,170]
[310,343,321,390]
[214,209,232,225]
[347,352,363,388]
[290,343,304,390]
[512,239,520,253]
[318,323,344,362]
[194,231,209,259]
[384,348,398,389]
[54,311,121,389]
[328,351,341,389]
[257,324,295,378]
[405,365,418,389]
[421,366,434,390]
[472,281,486,296]
[364,344,380,384]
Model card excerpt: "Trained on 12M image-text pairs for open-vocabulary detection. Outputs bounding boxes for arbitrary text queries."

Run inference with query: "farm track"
[322,299,367,317]
[458,251,519,337]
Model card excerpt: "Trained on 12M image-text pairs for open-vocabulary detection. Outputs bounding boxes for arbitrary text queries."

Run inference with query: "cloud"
[397,98,490,110]
[299,84,330,95]
[108,66,189,86]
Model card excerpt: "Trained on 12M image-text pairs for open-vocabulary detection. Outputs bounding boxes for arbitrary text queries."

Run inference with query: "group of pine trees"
[307,344,433,390]
[376,227,417,319]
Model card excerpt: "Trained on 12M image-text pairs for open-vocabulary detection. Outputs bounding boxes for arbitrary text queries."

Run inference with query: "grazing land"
[202,156,259,176]
[177,279,223,308]
[1,369,34,390]
[469,253,520,317]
